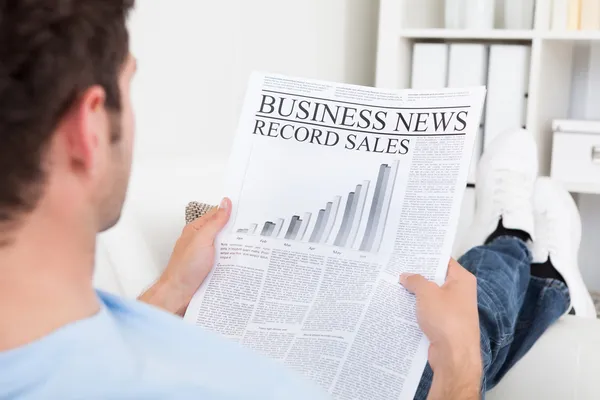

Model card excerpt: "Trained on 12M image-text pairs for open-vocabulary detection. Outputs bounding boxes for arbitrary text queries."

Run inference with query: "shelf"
[399,29,600,42]
[399,29,536,41]
[542,31,600,41]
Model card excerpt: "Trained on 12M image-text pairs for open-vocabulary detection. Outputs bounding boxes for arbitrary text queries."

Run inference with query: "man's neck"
[0,205,100,352]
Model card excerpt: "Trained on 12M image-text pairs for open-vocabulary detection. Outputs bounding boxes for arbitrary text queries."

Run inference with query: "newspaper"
[184,73,486,399]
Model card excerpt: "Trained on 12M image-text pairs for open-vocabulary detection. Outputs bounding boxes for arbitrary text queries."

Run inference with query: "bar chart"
[236,160,400,254]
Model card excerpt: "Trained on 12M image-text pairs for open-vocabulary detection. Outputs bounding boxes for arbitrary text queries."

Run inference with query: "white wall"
[122,0,379,264]
[128,0,379,165]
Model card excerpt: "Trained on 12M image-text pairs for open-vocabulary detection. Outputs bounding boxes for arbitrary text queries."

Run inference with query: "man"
[0,1,593,399]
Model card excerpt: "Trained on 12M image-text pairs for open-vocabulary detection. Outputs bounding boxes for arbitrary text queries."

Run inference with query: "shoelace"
[490,169,533,215]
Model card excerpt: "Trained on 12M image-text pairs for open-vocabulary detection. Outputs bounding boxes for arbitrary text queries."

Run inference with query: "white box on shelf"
[553,119,600,133]
[581,0,600,30]
[411,43,449,89]
[448,44,488,183]
[568,0,582,30]
[570,43,592,119]
[570,44,600,120]
[495,0,506,28]
[551,131,600,194]
[404,0,444,29]
[448,44,489,85]
[552,0,570,30]
[445,0,465,29]
[484,45,530,149]
[465,0,495,30]
[504,0,535,29]
[587,43,600,119]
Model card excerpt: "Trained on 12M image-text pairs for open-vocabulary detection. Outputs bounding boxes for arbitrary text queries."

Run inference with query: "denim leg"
[414,236,532,400]
[488,276,570,387]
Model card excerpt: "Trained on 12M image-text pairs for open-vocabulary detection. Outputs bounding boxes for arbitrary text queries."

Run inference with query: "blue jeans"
[414,236,571,399]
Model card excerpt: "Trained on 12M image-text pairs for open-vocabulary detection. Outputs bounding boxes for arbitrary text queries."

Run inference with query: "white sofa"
[95,159,600,399]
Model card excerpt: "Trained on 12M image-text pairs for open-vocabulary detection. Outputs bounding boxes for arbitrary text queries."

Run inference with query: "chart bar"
[349,180,370,248]
[372,160,400,252]
[339,187,360,247]
[309,208,327,243]
[334,191,355,246]
[249,223,259,236]
[360,164,391,251]
[272,218,284,238]
[313,202,332,243]
[323,196,342,244]
[285,216,301,239]
[261,221,275,236]
[297,213,312,241]
[290,218,302,240]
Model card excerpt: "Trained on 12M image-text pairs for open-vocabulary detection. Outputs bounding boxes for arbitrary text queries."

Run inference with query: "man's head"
[0,0,136,245]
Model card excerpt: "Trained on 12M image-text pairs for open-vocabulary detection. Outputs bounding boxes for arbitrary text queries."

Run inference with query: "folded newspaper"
[185,73,486,399]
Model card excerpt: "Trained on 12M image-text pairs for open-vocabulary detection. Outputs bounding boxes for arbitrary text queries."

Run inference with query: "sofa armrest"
[94,158,227,298]
[94,205,162,298]
[489,316,600,399]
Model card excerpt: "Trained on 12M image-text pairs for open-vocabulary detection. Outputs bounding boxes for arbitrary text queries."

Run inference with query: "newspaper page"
[185,73,486,399]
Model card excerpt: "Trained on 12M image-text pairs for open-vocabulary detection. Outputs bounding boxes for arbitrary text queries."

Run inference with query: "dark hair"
[0,0,135,225]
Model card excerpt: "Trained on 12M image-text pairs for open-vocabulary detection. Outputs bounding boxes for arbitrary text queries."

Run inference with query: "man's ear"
[61,86,109,175]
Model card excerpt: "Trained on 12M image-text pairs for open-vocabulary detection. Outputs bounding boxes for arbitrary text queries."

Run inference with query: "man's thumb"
[399,273,432,295]
[198,198,232,240]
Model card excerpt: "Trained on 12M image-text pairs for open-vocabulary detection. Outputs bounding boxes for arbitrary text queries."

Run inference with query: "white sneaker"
[458,129,538,254]
[532,177,597,318]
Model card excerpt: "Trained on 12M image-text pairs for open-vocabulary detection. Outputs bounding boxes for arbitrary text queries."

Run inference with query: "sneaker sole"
[535,178,597,318]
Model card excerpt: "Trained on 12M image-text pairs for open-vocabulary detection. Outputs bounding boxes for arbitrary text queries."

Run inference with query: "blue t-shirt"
[0,291,329,399]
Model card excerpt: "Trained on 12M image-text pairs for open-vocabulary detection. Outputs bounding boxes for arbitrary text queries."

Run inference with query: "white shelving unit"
[375,0,600,175]
[399,29,600,41]
[398,28,536,40]
[375,0,600,292]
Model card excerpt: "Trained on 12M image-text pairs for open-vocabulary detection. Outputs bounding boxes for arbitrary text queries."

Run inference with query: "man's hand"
[139,198,231,316]
[400,259,482,400]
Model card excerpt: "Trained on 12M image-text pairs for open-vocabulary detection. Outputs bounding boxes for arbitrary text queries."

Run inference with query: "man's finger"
[195,198,232,243]
[446,258,468,280]
[445,258,477,290]
[399,273,434,295]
